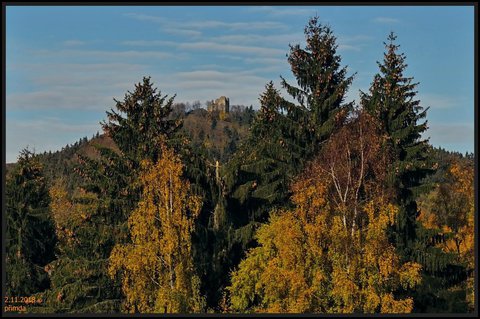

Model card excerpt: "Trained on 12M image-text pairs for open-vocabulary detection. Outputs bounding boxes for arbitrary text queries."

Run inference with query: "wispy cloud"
[35,49,175,61]
[419,93,461,109]
[211,32,304,46]
[373,17,400,24]
[162,27,202,37]
[246,6,315,17]
[63,40,86,46]
[425,123,474,145]
[125,12,288,32]
[122,40,286,57]
[337,34,373,52]
[338,44,362,52]
[159,69,272,106]
[7,63,148,111]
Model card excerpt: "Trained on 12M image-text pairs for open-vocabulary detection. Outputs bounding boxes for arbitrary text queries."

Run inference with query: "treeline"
[4,17,474,314]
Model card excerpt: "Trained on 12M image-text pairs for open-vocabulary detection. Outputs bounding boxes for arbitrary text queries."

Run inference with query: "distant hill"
[422,146,474,186]
[6,105,255,190]
[182,106,254,163]
[9,105,471,196]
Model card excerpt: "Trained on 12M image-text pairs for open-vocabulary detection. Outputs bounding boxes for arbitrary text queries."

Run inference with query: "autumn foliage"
[4,16,475,315]
[108,145,205,313]
[228,112,423,313]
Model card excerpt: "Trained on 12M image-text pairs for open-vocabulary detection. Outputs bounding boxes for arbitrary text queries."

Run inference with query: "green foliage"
[102,76,181,163]
[360,33,433,254]
[281,15,354,154]
[182,107,251,164]
[32,77,184,313]
[359,32,468,313]
[5,149,56,297]
[225,16,355,224]
[222,19,356,305]
[4,18,474,315]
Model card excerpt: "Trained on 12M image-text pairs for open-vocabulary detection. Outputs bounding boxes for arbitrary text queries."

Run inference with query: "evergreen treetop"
[102,76,181,163]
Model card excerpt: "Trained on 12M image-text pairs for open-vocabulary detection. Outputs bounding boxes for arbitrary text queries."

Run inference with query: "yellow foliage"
[228,177,421,313]
[418,160,474,310]
[380,293,413,313]
[49,180,98,248]
[108,145,205,313]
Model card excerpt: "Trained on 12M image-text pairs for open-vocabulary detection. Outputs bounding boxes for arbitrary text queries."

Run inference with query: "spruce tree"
[281,15,355,158]
[219,19,356,306]
[360,32,433,260]
[102,76,181,164]
[360,33,462,311]
[225,16,355,226]
[225,82,297,224]
[36,77,186,313]
[5,149,56,297]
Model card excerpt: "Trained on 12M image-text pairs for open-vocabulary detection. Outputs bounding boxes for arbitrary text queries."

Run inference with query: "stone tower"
[207,96,230,113]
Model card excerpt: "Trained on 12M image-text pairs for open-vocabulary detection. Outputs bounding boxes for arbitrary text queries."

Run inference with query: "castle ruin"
[207,96,230,113]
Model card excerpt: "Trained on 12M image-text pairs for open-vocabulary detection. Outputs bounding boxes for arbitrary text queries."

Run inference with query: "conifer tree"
[360,33,460,311]
[225,16,355,225]
[225,82,297,223]
[5,149,56,297]
[281,15,355,157]
[417,160,475,312]
[36,77,186,313]
[102,76,181,163]
[222,17,355,307]
[360,33,432,257]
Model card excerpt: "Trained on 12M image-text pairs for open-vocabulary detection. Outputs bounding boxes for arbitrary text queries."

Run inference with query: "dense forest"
[4,17,475,314]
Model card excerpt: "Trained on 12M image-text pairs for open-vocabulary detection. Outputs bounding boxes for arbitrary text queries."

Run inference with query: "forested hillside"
[6,107,253,193]
[4,17,475,314]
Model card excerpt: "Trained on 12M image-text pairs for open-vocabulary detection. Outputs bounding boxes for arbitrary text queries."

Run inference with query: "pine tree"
[5,149,56,297]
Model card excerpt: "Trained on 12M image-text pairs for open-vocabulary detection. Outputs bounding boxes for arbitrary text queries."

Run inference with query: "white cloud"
[122,40,286,57]
[179,41,285,56]
[7,63,148,111]
[419,93,460,109]
[373,17,400,24]
[125,12,288,32]
[161,69,272,107]
[337,34,373,52]
[35,48,175,61]
[338,44,362,52]
[162,27,202,37]
[424,123,474,149]
[246,6,314,17]
[63,40,86,46]
[211,32,304,46]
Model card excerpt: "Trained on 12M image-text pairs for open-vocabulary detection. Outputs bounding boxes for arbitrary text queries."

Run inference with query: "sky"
[5,5,475,163]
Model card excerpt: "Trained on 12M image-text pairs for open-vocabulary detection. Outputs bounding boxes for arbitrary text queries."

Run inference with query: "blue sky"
[5,5,475,163]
